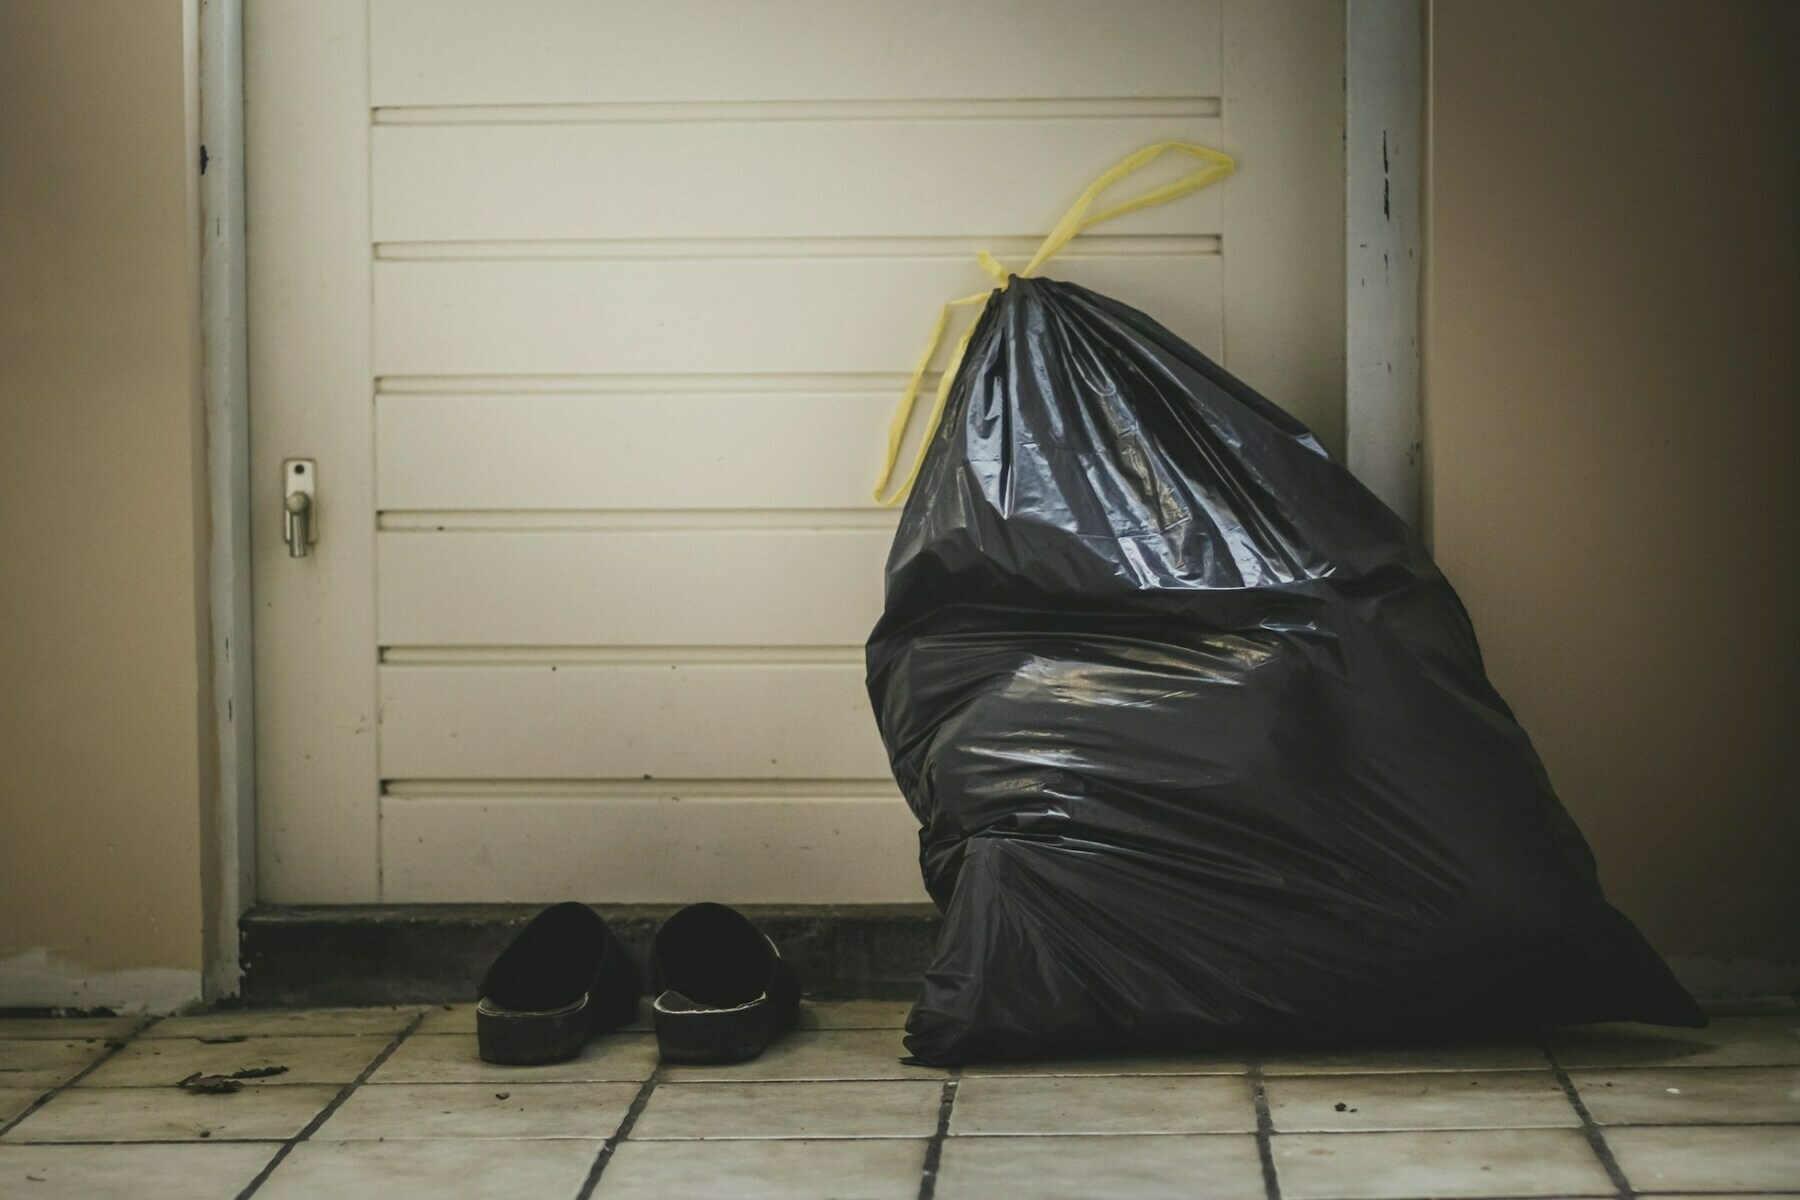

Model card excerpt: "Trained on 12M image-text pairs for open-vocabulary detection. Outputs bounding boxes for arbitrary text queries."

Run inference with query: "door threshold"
[239,903,941,1007]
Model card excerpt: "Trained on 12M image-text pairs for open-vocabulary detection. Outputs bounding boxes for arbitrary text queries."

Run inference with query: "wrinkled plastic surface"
[866,277,1704,1066]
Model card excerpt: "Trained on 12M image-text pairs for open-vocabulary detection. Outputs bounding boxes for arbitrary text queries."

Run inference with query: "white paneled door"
[246,0,1345,904]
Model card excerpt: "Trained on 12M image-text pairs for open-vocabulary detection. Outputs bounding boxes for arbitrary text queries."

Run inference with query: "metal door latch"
[283,458,317,558]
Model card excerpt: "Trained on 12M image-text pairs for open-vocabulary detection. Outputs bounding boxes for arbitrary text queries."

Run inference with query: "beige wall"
[1425,1,1799,979]
[0,0,212,1010]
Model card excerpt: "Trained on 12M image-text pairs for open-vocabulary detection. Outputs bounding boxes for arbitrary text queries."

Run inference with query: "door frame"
[196,0,1424,999]
[198,0,255,1003]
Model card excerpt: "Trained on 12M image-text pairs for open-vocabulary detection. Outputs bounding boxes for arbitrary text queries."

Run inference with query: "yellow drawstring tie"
[872,141,1236,506]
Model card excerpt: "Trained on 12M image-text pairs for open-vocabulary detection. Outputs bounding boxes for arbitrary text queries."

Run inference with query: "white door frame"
[197,0,255,1002]
[196,0,1424,998]
[1345,0,1425,525]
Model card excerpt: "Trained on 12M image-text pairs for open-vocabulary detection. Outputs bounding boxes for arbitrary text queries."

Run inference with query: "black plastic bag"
[866,275,1704,1066]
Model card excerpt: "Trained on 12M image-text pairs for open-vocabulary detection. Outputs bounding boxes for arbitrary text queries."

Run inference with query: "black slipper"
[651,902,799,1063]
[477,902,642,1065]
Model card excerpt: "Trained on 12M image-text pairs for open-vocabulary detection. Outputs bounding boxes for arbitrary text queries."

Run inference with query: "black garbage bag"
[865,275,1704,1066]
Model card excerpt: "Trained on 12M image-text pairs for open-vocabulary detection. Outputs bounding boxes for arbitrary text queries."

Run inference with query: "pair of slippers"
[476,901,799,1066]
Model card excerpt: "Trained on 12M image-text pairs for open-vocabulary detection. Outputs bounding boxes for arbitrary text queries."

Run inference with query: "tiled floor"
[0,1004,1794,1199]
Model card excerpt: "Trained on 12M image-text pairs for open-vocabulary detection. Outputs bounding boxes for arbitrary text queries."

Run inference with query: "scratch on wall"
[1382,130,1391,220]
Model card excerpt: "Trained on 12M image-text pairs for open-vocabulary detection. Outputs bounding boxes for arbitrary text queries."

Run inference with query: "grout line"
[1248,1059,1282,1200]
[1620,1187,1800,1194]
[234,1010,427,1200]
[1529,1060,1800,1073]
[599,1131,1243,1142]
[134,1026,424,1040]
[1251,1061,1798,1076]
[1540,1031,1636,1200]
[0,1016,159,1139]
[0,1137,293,1146]
[916,1069,961,1200]
[574,1064,664,1200]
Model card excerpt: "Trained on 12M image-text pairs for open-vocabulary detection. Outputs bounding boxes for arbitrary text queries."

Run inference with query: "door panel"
[373,256,1223,376]
[377,529,891,647]
[372,117,1224,243]
[368,0,1224,107]
[379,788,921,904]
[249,0,1343,903]
[376,392,902,511]
[247,0,379,902]
[380,661,887,780]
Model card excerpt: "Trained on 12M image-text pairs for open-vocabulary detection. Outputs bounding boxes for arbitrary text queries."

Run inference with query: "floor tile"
[961,1048,1247,1077]
[1271,1128,1616,1199]
[1699,996,1800,1018]
[633,1079,943,1140]
[0,1039,106,1089]
[797,1000,913,1030]
[78,1034,388,1087]
[951,1072,1256,1135]
[412,1004,477,1035]
[935,1133,1265,1200]
[1,1082,338,1142]
[321,1081,639,1139]
[256,1137,602,1200]
[369,1032,657,1083]
[592,1137,927,1200]
[1606,1124,1800,1193]
[660,1030,947,1083]
[1261,1034,1550,1075]
[414,1001,651,1036]
[0,1018,136,1041]
[1265,1070,1579,1132]
[0,1142,276,1199]
[1577,1065,1800,1125]
[1552,1015,1800,1069]
[144,1005,421,1040]
[0,1087,45,1125]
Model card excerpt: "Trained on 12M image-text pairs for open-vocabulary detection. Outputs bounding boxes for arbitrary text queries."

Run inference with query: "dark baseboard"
[239,904,942,1007]
[234,905,1800,1014]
